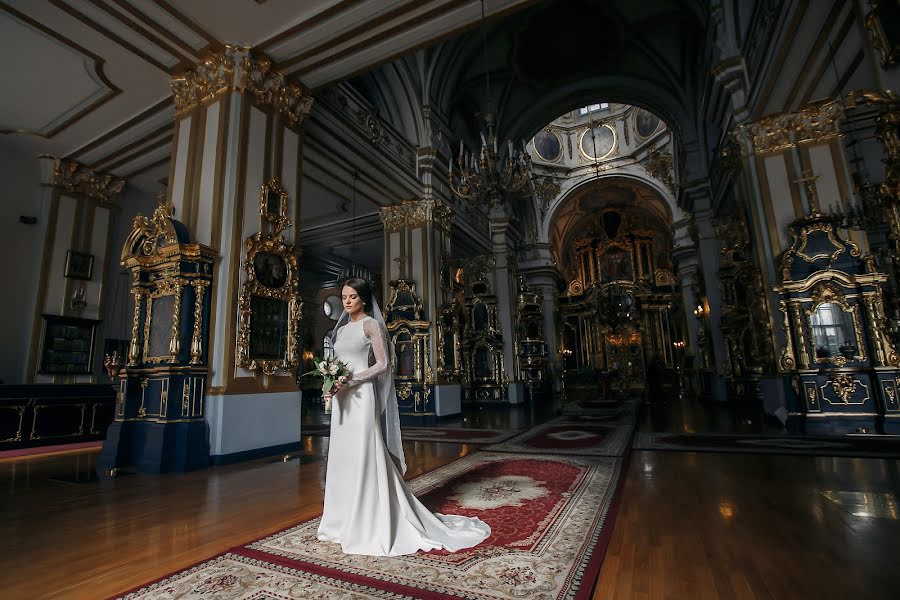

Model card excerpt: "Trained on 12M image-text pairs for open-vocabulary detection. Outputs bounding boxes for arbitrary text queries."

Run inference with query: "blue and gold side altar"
[384,278,435,424]
[776,180,900,434]
[98,201,216,473]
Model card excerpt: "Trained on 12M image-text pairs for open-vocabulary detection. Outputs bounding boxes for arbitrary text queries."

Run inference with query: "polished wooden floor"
[2,397,899,599]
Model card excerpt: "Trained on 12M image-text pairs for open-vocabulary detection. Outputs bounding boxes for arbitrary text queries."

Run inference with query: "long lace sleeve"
[347,318,390,386]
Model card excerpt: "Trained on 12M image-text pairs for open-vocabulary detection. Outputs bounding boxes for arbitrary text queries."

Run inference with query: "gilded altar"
[384,278,434,421]
[558,209,677,400]
[776,200,900,434]
[515,277,548,398]
[98,199,216,473]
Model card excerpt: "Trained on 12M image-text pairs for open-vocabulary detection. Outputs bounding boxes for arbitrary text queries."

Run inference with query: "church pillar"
[380,198,456,417]
[25,157,124,383]
[680,184,728,401]
[167,45,314,462]
[489,206,524,404]
[520,244,561,399]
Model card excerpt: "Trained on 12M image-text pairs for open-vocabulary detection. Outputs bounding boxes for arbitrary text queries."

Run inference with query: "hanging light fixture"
[338,171,372,282]
[449,0,531,207]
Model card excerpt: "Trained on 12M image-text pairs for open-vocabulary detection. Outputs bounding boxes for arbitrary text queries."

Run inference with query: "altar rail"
[0,385,115,451]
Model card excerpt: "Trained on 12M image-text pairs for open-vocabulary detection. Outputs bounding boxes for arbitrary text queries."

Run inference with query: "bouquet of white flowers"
[301,356,351,414]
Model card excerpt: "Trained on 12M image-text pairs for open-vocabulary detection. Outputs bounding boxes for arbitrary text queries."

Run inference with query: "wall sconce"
[673,340,686,349]
[559,347,573,357]
[692,298,709,318]
[70,283,87,312]
[302,350,314,362]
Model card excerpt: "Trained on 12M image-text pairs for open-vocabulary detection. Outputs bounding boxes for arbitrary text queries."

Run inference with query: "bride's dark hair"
[342,277,373,313]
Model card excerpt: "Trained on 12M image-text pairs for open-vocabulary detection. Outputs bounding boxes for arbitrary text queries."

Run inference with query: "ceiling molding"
[0,1,122,138]
[64,96,173,160]
[49,0,177,73]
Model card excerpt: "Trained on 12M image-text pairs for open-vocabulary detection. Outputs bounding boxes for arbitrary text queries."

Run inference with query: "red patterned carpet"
[115,452,627,599]
[483,415,635,457]
[302,424,520,444]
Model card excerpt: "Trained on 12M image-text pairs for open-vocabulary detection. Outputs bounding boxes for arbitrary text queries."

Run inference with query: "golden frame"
[142,279,183,365]
[259,178,292,233]
[805,284,866,367]
[794,221,846,263]
[632,108,663,141]
[578,123,617,161]
[531,128,563,162]
[236,232,301,375]
[389,325,428,382]
[596,239,636,284]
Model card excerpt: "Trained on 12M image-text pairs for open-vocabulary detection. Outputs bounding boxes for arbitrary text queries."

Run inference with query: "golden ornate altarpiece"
[99,199,216,473]
[775,181,900,433]
[236,179,302,376]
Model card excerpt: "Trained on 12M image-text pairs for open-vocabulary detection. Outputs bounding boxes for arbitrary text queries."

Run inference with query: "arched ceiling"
[428,0,709,160]
[550,176,674,278]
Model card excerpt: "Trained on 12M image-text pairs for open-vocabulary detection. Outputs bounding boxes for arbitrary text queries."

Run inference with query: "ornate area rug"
[302,425,519,444]
[115,452,626,600]
[482,415,634,457]
[562,395,641,418]
[633,431,900,458]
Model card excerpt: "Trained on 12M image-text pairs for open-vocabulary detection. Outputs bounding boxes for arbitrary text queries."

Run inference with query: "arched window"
[324,335,334,359]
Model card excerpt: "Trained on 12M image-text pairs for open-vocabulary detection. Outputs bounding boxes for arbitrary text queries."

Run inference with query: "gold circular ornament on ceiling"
[579,124,616,160]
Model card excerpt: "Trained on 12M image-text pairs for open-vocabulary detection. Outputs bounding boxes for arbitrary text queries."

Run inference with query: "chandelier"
[597,284,640,330]
[448,1,531,207]
[449,119,532,205]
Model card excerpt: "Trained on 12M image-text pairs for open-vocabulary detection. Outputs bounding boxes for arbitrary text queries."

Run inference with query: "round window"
[323,295,342,320]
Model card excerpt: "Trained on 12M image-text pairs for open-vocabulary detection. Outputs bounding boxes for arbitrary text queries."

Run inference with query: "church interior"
[2,0,900,598]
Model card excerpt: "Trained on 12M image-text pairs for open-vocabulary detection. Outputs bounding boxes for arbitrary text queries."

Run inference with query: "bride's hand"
[331,375,350,393]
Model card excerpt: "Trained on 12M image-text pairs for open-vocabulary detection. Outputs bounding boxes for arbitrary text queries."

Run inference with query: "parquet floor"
[1,398,898,599]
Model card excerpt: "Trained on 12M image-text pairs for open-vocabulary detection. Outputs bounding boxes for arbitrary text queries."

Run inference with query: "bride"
[316,277,491,556]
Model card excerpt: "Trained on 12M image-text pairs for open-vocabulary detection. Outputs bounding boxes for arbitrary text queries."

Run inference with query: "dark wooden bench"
[0,384,115,451]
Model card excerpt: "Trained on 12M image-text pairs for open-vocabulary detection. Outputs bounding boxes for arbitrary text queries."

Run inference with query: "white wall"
[0,140,43,384]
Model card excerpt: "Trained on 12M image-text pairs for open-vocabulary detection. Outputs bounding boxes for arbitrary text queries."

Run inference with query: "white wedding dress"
[317,315,491,556]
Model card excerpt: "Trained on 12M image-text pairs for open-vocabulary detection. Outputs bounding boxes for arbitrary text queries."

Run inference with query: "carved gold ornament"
[532,175,562,220]
[379,199,452,233]
[642,149,674,191]
[122,199,180,262]
[259,178,293,234]
[52,159,125,204]
[355,109,387,145]
[735,100,843,156]
[171,46,314,128]
[795,221,846,263]
[863,2,900,68]
[779,300,796,371]
[821,375,869,406]
[567,279,585,296]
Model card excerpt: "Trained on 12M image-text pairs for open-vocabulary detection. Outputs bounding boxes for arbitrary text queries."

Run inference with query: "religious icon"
[253,251,288,289]
[532,130,561,162]
[601,247,632,282]
[634,109,661,139]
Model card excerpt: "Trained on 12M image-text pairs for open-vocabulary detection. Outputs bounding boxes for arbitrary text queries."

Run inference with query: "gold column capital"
[734,99,844,156]
[379,198,454,233]
[48,157,125,204]
[170,45,314,129]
